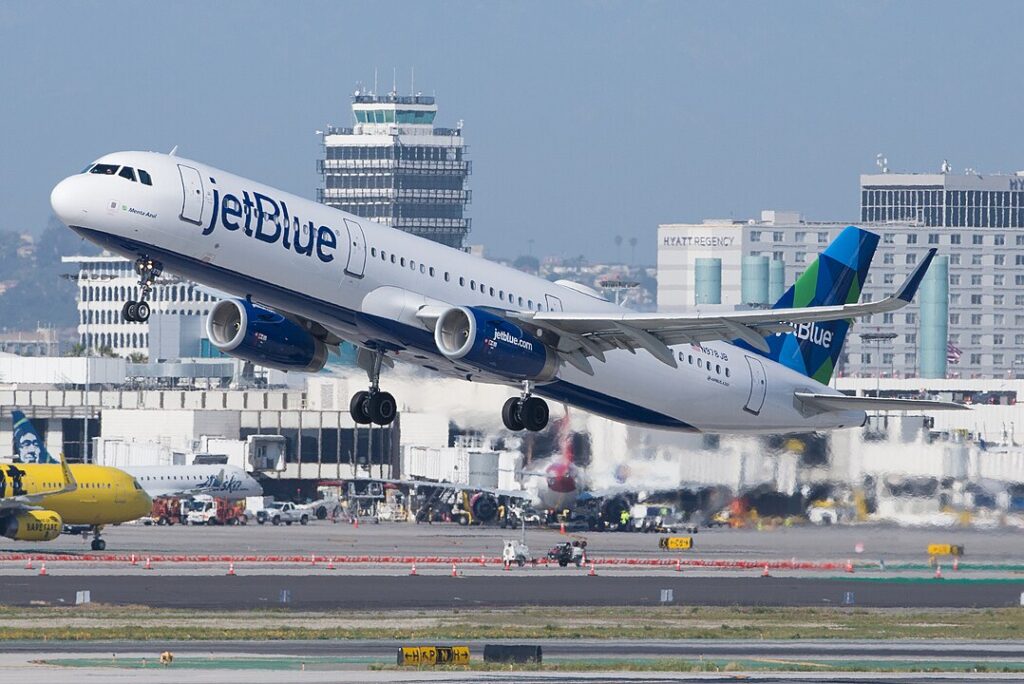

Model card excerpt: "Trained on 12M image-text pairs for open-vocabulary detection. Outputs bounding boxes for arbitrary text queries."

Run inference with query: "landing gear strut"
[89,526,106,551]
[122,256,162,323]
[350,350,397,426]
[501,382,549,432]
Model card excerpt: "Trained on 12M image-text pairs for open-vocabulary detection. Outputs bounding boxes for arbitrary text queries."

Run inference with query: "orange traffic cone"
[935,564,943,579]
[559,521,566,535]
[410,562,418,576]
[588,562,596,577]
[953,557,960,572]
[451,562,458,578]
[24,557,33,570]
[144,557,152,571]
[845,559,854,574]
[327,557,335,570]
[503,560,511,571]
[227,561,236,576]
[761,564,771,578]
[39,562,47,576]
[675,558,682,573]
[130,554,137,566]
[310,554,316,566]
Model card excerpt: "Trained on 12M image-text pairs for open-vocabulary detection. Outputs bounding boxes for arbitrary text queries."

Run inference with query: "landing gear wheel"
[367,391,397,425]
[501,397,525,431]
[122,301,138,323]
[521,397,549,432]
[91,538,106,551]
[350,391,373,425]
[135,301,151,322]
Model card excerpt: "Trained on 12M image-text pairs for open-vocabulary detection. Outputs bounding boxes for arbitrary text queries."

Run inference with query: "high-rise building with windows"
[861,170,1024,227]
[317,89,471,249]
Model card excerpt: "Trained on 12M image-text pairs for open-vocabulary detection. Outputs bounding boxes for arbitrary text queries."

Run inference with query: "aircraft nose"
[50,177,82,225]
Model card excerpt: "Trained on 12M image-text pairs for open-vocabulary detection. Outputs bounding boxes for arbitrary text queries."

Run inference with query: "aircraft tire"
[501,397,524,431]
[136,301,151,322]
[350,391,373,425]
[521,397,549,432]
[122,301,137,323]
[368,391,397,425]
[91,539,106,551]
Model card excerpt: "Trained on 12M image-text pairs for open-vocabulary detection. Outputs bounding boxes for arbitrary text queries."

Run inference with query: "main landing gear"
[501,382,550,432]
[350,350,397,426]
[122,256,162,323]
[89,526,106,551]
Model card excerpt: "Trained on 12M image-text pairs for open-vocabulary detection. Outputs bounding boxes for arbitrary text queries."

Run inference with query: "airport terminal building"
[657,169,1024,379]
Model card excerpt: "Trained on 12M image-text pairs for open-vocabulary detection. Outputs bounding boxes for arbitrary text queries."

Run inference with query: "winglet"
[895,248,937,303]
[58,453,78,494]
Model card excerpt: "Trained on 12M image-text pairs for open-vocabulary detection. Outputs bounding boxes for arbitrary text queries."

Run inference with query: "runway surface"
[1,573,1021,608]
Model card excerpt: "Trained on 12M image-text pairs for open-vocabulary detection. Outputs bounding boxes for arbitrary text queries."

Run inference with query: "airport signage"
[659,536,693,550]
[397,645,470,666]
[661,235,735,248]
[927,543,964,557]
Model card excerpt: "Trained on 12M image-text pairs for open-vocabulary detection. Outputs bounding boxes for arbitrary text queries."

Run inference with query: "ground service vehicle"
[144,498,186,526]
[186,496,247,525]
[547,540,587,567]
[502,539,534,567]
[257,501,309,526]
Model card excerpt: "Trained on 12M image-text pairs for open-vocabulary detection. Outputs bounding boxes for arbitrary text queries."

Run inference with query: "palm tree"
[614,235,623,264]
[629,237,638,266]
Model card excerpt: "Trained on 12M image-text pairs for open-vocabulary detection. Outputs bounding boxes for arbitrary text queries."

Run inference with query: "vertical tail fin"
[747,226,879,384]
[12,410,58,464]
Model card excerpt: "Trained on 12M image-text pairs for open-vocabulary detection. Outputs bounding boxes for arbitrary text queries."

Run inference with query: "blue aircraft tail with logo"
[12,410,58,464]
[746,226,879,384]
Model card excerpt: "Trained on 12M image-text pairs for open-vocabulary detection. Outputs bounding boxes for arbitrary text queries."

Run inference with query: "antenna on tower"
[411,67,415,96]
[875,153,888,174]
[392,67,397,95]
[373,68,378,96]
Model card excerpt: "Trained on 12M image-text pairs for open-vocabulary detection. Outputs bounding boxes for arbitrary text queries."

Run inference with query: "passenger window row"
[85,163,153,186]
[679,350,731,378]
[368,245,548,311]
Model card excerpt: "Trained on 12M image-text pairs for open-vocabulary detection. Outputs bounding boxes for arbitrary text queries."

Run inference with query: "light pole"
[859,332,897,397]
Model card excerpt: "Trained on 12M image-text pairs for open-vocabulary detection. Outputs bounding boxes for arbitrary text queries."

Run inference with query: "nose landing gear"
[122,256,162,323]
[350,349,397,426]
[89,525,106,551]
[501,382,550,432]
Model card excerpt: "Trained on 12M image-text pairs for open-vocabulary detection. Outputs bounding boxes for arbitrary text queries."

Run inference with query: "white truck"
[256,501,310,526]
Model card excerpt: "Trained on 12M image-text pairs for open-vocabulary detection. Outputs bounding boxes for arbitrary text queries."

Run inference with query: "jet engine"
[2,510,62,541]
[206,299,328,372]
[433,306,558,381]
[469,492,499,522]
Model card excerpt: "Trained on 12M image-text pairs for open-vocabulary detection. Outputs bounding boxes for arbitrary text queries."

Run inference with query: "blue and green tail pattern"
[741,226,879,384]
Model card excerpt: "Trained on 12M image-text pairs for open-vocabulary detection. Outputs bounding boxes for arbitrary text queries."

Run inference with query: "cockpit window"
[118,166,136,182]
[90,164,119,175]
[138,169,152,186]
[81,164,94,174]
[133,479,143,490]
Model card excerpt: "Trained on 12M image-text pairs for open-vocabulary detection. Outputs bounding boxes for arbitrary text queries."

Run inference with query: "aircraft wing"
[794,392,968,415]
[0,454,78,511]
[508,249,936,374]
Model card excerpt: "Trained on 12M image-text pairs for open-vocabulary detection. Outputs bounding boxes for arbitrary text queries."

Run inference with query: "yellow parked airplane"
[1,455,151,550]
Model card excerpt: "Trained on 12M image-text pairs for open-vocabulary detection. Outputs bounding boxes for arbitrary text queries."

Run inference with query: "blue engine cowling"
[205,299,328,372]
[433,306,558,381]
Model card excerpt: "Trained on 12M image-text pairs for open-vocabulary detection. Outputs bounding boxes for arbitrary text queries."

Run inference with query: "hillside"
[0,218,100,332]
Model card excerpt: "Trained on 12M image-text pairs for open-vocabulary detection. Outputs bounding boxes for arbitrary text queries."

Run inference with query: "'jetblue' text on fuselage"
[202,181,337,264]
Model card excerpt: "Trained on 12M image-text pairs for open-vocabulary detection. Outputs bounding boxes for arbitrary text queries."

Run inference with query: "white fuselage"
[50,151,864,433]
[124,464,262,500]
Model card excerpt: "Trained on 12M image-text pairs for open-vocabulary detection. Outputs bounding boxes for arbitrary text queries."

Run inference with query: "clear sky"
[2,1,1022,263]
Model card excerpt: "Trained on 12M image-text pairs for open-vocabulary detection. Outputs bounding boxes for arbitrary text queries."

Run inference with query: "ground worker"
[619,508,630,530]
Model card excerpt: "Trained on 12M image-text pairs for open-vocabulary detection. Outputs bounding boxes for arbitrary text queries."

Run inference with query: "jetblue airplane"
[12,411,261,500]
[50,152,964,434]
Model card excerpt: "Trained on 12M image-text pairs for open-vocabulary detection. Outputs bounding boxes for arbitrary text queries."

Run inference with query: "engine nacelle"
[3,510,63,541]
[206,299,328,373]
[433,306,557,381]
[470,492,499,522]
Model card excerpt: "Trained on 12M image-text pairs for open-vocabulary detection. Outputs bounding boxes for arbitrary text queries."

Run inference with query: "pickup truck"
[256,502,310,526]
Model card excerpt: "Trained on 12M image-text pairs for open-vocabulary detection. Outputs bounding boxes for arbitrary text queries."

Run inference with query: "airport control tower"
[317,88,472,249]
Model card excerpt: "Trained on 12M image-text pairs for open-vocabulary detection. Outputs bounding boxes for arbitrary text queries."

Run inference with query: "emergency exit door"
[744,356,767,415]
[177,164,205,225]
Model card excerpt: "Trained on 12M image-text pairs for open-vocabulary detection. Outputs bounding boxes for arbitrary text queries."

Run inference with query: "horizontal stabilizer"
[795,392,968,415]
